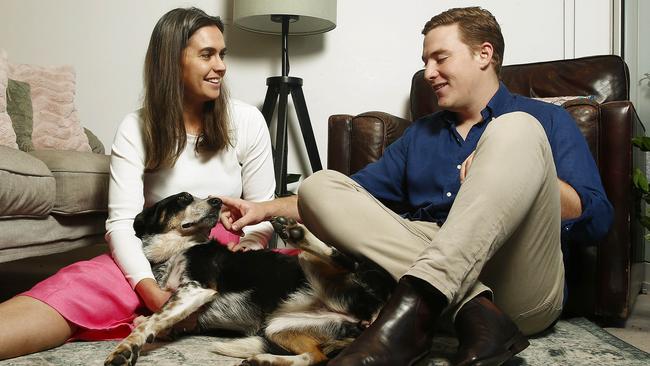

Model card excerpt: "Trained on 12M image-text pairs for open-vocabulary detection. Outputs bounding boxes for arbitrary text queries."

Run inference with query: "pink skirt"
[21,224,299,341]
[22,253,148,341]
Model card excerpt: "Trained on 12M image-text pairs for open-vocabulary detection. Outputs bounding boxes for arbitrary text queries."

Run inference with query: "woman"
[0,7,275,359]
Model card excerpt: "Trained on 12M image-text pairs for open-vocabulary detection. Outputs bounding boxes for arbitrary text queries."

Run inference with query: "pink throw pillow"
[8,63,90,152]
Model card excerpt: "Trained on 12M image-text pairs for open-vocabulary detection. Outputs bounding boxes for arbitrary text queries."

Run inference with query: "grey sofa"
[0,130,109,263]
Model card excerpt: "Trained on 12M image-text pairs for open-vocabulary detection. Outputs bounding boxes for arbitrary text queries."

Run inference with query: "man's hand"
[219,196,269,232]
[460,151,476,183]
[218,195,300,232]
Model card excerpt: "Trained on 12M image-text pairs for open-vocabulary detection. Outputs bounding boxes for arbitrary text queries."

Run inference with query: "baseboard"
[642,262,650,294]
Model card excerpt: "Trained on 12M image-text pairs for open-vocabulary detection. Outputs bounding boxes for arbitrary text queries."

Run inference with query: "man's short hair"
[422,7,505,75]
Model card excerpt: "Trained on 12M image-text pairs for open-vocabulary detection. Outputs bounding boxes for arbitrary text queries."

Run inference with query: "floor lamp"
[234,0,337,196]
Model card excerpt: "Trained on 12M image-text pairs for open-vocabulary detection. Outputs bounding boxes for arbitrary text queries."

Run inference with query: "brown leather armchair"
[327,55,645,323]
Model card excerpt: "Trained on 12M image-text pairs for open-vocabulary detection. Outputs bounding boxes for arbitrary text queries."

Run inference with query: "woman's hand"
[226,241,264,252]
[135,278,171,313]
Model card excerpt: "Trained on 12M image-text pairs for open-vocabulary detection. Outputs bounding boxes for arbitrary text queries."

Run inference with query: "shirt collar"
[482,82,513,121]
[441,82,513,126]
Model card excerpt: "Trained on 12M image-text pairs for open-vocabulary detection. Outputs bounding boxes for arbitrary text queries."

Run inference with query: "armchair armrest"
[328,111,411,175]
[594,101,645,319]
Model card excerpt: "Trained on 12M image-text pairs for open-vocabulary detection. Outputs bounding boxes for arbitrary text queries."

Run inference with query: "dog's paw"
[132,315,148,327]
[240,353,288,366]
[104,342,141,366]
[240,358,266,366]
[337,320,366,339]
[271,216,304,242]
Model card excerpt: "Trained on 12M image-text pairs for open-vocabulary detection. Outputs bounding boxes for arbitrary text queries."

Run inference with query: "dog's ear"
[133,203,170,238]
[133,192,192,237]
[133,209,148,239]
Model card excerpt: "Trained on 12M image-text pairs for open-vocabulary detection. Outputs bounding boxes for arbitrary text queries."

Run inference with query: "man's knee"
[299,170,350,204]
[485,112,547,146]
[298,169,349,217]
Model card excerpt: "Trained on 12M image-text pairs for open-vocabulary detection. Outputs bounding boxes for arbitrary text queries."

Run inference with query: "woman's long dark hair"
[141,7,231,170]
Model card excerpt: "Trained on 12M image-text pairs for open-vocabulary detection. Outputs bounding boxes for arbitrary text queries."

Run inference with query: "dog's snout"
[208,197,222,207]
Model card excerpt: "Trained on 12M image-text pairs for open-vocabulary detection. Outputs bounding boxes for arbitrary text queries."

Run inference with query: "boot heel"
[508,333,530,355]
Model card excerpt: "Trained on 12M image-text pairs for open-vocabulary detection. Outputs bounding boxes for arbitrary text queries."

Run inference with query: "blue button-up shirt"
[352,82,613,245]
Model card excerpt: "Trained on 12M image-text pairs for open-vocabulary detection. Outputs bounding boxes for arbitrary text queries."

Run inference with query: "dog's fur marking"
[212,336,267,358]
[265,311,358,336]
[142,232,200,264]
[197,290,264,334]
[105,193,396,366]
[158,254,188,291]
[257,331,327,365]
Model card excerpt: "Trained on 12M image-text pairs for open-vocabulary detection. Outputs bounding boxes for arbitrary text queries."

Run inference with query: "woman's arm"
[135,278,171,312]
[105,113,159,304]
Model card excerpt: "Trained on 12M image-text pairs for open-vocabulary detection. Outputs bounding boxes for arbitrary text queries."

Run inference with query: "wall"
[0,0,225,153]
[640,1,650,276]
[0,0,612,180]
[623,0,650,288]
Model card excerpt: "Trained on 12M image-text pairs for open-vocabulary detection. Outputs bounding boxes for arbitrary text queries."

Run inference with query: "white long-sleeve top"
[105,99,275,288]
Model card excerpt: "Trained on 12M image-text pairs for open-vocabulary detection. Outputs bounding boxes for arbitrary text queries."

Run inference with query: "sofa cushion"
[84,127,105,154]
[29,150,110,215]
[6,78,35,151]
[0,146,55,218]
[0,213,107,262]
[532,95,595,106]
[0,49,18,149]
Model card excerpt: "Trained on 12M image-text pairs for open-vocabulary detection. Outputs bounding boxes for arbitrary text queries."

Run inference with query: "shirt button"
[457,165,461,170]
[446,192,452,197]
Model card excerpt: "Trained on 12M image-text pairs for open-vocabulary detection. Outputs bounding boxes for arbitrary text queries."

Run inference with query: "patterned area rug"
[1,318,648,366]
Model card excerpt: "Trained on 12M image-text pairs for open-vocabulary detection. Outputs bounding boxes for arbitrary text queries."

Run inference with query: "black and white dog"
[104,192,396,366]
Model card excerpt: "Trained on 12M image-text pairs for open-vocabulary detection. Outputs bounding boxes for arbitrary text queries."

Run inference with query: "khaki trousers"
[297,112,564,335]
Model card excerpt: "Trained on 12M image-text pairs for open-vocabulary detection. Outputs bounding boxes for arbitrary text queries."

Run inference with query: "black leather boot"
[328,275,447,366]
[453,296,530,366]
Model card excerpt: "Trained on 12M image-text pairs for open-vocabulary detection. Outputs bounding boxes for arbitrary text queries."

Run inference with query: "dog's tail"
[212,336,267,358]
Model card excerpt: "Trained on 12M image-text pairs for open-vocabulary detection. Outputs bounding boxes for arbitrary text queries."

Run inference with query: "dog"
[104,192,396,366]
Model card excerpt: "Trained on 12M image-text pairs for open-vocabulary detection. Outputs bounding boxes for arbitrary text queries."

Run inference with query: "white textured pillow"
[0,49,18,149]
[8,63,91,152]
[532,95,596,106]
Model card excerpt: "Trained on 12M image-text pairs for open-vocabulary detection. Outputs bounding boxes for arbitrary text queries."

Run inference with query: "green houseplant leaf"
[633,168,649,193]
[632,136,650,151]
[632,136,650,233]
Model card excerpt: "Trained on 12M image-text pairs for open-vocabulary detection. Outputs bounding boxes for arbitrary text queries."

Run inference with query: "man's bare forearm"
[222,195,301,232]
[263,195,300,221]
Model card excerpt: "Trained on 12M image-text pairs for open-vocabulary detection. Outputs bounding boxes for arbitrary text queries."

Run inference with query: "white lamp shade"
[234,0,337,35]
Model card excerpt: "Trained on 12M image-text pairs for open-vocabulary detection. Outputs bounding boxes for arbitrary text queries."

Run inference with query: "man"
[220,7,612,366]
